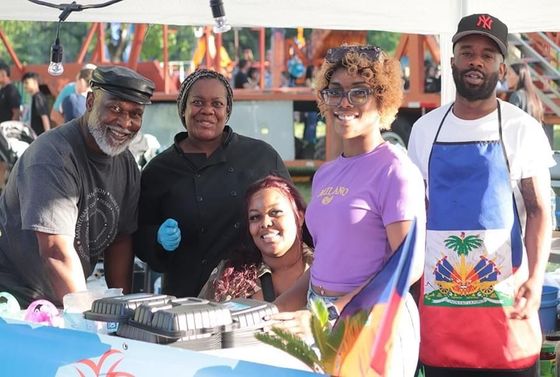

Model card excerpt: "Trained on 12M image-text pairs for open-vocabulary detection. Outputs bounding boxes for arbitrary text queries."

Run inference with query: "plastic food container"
[63,288,123,333]
[83,293,174,328]
[123,297,232,350]
[220,298,278,348]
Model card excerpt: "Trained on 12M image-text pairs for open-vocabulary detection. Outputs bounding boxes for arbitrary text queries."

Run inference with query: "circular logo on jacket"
[75,188,120,259]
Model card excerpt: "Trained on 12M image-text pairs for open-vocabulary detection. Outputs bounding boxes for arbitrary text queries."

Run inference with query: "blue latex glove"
[157,218,181,252]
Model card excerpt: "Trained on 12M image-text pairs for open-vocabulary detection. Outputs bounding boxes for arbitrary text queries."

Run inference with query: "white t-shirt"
[408,99,555,228]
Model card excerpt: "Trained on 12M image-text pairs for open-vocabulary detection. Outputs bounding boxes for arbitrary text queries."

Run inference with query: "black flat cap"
[90,66,155,105]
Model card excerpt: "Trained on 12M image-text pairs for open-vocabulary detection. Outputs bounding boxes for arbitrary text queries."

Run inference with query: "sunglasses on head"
[325,45,382,63]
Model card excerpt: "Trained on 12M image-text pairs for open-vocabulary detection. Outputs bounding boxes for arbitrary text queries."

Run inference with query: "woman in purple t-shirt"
[273,45,426,376]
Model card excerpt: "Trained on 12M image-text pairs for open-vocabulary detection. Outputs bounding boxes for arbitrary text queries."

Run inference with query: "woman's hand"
[157,218,181,252]
[267,310,313,342]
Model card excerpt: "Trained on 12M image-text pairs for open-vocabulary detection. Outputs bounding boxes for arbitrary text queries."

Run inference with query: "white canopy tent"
[2,0,560,33]
[2,0,560,103]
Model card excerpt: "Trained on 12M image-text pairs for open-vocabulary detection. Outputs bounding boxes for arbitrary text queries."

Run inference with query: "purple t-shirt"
[306,142,425,293]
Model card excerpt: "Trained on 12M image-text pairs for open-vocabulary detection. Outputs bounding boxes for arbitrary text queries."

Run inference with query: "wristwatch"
[325,302,339,321]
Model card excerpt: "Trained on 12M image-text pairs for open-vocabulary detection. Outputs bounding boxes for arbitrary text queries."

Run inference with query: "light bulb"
[210,0,231,34]
[48,62,64,76]
[48,39,64,76]
[213,16,231,33]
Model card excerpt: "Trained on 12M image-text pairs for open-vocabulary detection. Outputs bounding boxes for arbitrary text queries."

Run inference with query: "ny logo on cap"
[476,15,493,30]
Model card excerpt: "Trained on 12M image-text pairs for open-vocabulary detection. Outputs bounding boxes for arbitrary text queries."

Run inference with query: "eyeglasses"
[320,87,374,107]
[325,45,382,63]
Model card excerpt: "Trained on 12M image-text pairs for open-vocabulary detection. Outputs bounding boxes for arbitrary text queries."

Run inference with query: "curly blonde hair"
[315,45,403,128]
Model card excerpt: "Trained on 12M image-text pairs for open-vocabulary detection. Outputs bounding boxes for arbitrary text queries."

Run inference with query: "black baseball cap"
[90,66,155,105]
[452,13,508,57]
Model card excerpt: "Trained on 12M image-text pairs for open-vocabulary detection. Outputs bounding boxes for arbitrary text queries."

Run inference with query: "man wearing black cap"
[0,66,154,308]
[408,14,554,376]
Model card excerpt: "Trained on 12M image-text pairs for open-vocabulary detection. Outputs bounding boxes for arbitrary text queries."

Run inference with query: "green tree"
[138,24,197,62]
[367,31,401,55]
[0,21,96,64]
[0,21,197,65]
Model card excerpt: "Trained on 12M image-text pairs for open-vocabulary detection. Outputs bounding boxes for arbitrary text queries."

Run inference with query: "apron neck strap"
[433,100,503,144]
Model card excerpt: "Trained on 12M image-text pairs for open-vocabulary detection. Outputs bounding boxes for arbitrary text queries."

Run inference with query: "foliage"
[255,299,370,375]
[141,24,196,62]
[221,27,259,61]
[0,21,401,66]
[255,327,323,373]
[0,21,89,65]
[367,31,401,55]
[0,21,196,65]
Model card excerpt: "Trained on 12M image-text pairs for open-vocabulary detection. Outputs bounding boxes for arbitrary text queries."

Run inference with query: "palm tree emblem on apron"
[426,232,509,306]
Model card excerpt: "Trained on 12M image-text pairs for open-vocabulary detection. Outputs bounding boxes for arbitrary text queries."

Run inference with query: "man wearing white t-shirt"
[408,13,555,377]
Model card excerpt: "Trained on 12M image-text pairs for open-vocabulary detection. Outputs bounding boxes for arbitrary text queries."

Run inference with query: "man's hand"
[511,277,542,320]
[157,218,181,252]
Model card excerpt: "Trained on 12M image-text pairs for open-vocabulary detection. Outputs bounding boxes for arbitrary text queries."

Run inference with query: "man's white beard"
[87,107,137,156]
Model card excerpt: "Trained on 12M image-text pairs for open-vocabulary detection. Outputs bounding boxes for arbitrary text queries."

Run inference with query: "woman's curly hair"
[315,44,404,128]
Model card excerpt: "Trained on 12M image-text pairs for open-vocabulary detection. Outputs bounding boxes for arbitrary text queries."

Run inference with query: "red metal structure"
[8,25,559,164]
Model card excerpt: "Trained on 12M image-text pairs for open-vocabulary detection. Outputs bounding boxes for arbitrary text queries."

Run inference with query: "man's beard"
[87,107,137,156]
[452,65,499,101]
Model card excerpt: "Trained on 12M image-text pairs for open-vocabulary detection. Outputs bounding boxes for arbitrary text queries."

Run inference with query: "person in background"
[273,44,426,376]
[408,14,554,376]
[242,47,254,63]
[247,67,260,89]
[233,59,251,89]
[61,67,95,123]
[134,69,290,299]
[50,82,75,126]
[0,60,21,123]
[0,66,154,307]
[22,72,50,136]
[199,175,313,302]
[50,63,97,126]
[507,62,544,123]
[302,65,319,146]
[424,62,441,93]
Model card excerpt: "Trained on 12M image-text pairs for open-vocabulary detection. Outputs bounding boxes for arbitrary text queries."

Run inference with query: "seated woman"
[199,175,313,302]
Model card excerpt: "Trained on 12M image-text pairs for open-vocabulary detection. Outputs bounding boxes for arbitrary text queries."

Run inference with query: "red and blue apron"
[419,102,541,369]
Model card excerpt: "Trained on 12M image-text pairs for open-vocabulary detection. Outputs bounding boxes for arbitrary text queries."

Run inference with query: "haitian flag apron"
[419,102,541,369]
